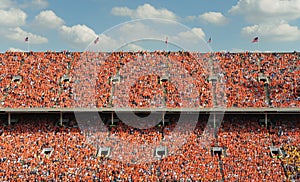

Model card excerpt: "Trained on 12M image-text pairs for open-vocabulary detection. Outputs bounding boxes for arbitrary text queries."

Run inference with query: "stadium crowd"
[0,114,299,181]
[0,51,299,108]
[0,50,299,180]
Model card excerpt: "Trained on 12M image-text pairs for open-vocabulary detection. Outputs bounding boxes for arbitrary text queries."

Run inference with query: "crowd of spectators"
[0,114,299,181]
[0,52,72,108]
[0,51,299,108]
[1,50,299,181]
[260,53,300,107]
[218,115,285,181]
[216,52,268,107]
[269,115,300,181]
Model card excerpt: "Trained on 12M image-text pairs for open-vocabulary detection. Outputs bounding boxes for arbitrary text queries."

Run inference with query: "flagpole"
[251,37,259,52]
[27,40,29,52]
[207,37,212,52]
[165,37,168,51]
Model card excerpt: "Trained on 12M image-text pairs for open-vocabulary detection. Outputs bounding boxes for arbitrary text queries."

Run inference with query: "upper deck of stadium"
[0,51,299,112]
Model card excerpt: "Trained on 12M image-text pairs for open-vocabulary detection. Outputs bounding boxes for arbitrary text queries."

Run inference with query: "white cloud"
[59,23,150,51]
[168,28,207,51]
[231,48,246,53]
[175,28,206,41]
[8,47,26,52]
[186,16,197,21]
[121,43,144,51]
[34,10,64,29]
[199,12,228,25]
[242,22,300,41]
[5,27,48,44]
[0,0,14,9]
[111,4,177,20]
[20,0,48,10]
[117,21,162,41]
[59,20,208,51]
[59,24,98,47]
[1,0,49,10]
[229,0,300,23]
[0,8,26,27]
[31,0,48,9]
[92,27,207,52]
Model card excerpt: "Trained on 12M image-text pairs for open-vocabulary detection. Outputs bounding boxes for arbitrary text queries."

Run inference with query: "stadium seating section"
[0,114,299,181]
[0,51,299,108]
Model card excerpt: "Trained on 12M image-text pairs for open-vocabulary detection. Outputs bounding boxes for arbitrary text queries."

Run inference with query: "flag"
[165,37,168,45]
[25,37,29,42]
[207,37,212,44]
[94,37,99,44]
[252,37,258,43]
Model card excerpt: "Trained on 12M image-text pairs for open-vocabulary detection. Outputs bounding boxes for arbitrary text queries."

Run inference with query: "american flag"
[94,37,99,44]
[207,37,212,44]
[252,37,259,43]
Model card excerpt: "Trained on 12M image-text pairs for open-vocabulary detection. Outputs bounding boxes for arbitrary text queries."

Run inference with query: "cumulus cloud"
[1,0,49,10]
[117,21,162,41]
[111,4,177,21]
[31,0,48,9]
[119,43,144,51]
[34,10,64,29]
[175,28,206,41]
[59,24,98,48]
[229,0,300,23]
[0,1,49,47]
[5,27,48,44]
[59,19,208,51]
[0,8,27,27]
[242,22,300,41]
[231,0,300,42]
[8,47,26,52]
[168,27,207,51]
[20,0,48,10]
[199,12,228,25]
[186,16,197,21]
[0,0,14,9]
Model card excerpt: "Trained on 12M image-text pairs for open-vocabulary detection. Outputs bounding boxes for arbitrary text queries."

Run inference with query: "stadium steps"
[257,56,272,106]
[212,82,217,107]
[55,55,74,106]
[55,78,63,106]
[218,160,225,182]
[109,84,115,107]
[209,57,218,107]
[280,162,289,180]
[272,147,290,180]
[264,83,271,106]
[267,124,290,180]
[162,83,167,107]
[257,55,271,106]
[268,128,290,180]
[108,70,120,107]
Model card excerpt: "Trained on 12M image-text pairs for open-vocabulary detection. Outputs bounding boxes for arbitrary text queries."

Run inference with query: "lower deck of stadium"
[0,112,299,181]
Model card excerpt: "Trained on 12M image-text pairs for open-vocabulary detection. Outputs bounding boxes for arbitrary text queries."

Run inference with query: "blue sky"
[0,0,300,52]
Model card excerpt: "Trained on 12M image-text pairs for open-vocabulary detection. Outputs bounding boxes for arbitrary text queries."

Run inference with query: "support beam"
[214,112,216,128]
[265,113,268,127]
[59,112,62,126]
[162,112,165,126]
[8,112,11,125]
[111,112,114,125]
